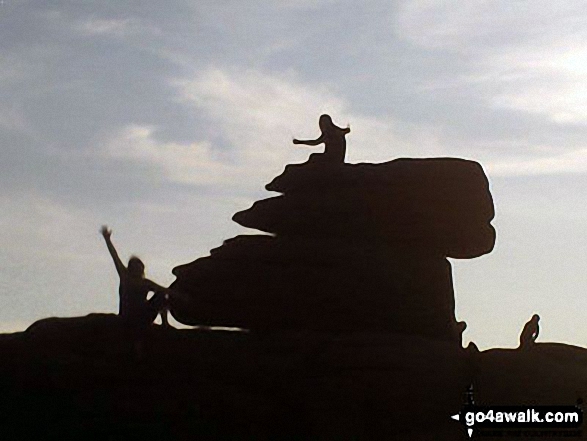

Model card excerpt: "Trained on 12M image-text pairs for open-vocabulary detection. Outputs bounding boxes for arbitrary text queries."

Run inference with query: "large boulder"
[236,156,495,259]
[172,235,457,338]
[171,156,495,340]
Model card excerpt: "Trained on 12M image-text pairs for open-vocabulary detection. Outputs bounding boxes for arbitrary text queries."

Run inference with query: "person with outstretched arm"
[293,114,350,163]
[101,225,169,329]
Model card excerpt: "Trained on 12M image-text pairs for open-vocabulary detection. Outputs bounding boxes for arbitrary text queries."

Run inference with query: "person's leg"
[160,307,170,329]
[147,291,167,325]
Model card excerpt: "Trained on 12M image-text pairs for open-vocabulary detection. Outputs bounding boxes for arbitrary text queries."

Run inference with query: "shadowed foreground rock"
[171,156,495,341]
[476,343,587,406]
[0,314,471,440]
[2,317,587,439]
[470,343,587,440]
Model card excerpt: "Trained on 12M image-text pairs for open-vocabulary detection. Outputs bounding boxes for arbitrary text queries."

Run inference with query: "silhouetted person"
[293,114,350,163]
[101,226,169,329]
[519,314,540,349]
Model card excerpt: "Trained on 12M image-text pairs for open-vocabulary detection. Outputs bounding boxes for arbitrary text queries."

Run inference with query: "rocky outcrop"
[475,343,587,406]
[2,317,587,440]
[171,155,495,341]
[0,315,471,440]
[0,151,504,439]
[246,156,494,258]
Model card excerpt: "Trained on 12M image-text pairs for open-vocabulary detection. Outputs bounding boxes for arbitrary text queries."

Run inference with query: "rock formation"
[0,314,471,440]
[170,153,495,341]
[0,150,509,439]
[3,149,586,439]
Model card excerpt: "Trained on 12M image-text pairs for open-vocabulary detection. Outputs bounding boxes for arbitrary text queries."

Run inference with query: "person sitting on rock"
[518,314,540,349]
[101,226,169,329]
[293,114,350,163]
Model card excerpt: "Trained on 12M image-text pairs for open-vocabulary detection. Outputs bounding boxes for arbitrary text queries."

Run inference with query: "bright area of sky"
[2,1,587,350]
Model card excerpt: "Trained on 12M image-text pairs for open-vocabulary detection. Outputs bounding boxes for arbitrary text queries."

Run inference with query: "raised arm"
[101,226,126,276]
[293,134,324,146]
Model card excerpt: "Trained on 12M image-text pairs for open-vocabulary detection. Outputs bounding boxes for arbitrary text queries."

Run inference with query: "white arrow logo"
[451,413,474,439]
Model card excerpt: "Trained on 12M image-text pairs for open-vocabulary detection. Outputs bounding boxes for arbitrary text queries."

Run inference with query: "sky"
[2,0,587,349]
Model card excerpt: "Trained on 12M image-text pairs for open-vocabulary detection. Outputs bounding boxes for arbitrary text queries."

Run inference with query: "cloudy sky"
[2,0,587,349]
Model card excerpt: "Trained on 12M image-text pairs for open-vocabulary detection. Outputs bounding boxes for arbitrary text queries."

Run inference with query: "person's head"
[128,256,145,278]
[319,114,333,131]
[532,314,540,322]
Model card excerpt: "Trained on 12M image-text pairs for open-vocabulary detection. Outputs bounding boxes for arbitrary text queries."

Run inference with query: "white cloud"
[397,1,587,124]
[0,193,97,260]
[486,42,587,123]
[93,68,452,194]
[0,192,116,322]
[487,147,587,176]
[396,1,585,52]
[395,0,497,50]
[174,67,448,170]
[74,17,160,37]
[174,68,347,150]
[101,125,238,186]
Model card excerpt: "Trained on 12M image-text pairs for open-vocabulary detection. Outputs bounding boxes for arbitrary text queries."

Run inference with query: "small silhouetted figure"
[519,314,540,349]
[293,114,350,163]
[101,226,169,329]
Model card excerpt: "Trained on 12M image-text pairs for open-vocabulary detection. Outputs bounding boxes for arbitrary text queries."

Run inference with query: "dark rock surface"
[254,156,495,258]
[470,343,587,440]
[475,343,587,406]
[2,317,586,440]
[0,315,471,440]
[171,156,495,340]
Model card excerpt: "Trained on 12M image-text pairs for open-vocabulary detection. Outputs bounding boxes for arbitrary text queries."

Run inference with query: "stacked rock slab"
[171,154,495,341]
